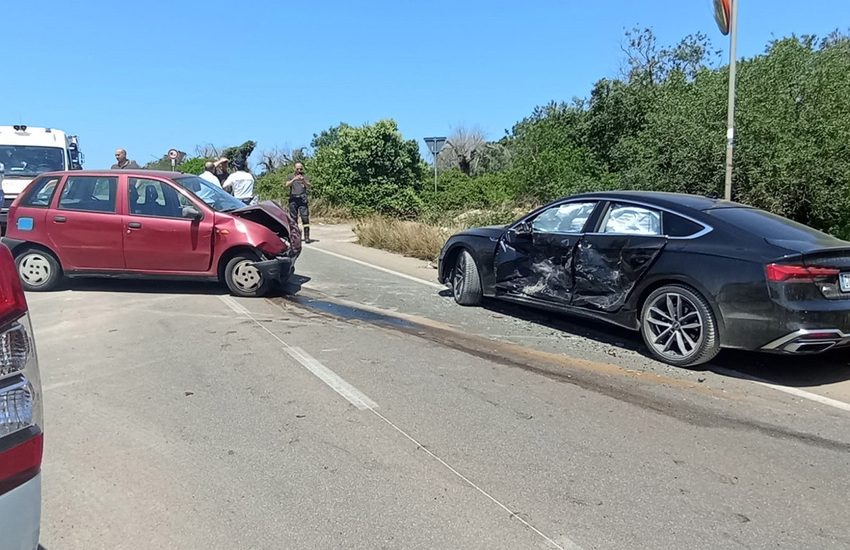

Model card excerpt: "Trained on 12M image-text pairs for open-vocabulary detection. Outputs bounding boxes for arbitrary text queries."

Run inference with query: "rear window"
[708,207,829,241]
[20,176,61,208]
[59,176,117,213]
[664,212,704,237]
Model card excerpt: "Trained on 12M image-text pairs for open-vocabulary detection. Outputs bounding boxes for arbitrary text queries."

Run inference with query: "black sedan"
[437,191,850,367]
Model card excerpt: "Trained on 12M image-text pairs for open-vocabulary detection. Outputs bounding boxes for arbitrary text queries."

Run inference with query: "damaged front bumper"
[252,253,295,283]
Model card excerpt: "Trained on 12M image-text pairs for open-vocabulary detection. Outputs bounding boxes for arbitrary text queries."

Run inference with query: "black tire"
[451,249,483,306]
[15,248,62,292]
[224,253,270,297]
[640,284,720,367]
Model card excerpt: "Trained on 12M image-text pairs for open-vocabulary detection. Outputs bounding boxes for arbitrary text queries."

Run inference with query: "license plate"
[840,273,850,292]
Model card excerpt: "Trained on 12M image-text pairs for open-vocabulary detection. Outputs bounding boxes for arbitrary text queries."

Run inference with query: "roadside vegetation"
[180,28,850,261]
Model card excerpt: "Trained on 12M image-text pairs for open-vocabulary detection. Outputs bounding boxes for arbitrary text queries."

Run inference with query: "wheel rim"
[18,253,52,287]
[645,292,704,360]
[231,260,262,293]
[452,254,466,299]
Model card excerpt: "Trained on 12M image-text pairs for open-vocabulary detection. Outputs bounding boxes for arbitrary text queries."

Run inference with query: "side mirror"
[182,205,202,220]
[512,220,533,236]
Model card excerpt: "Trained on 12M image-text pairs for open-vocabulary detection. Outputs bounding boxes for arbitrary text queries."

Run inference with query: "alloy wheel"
[645,292,705,360]
[452,253,467,300]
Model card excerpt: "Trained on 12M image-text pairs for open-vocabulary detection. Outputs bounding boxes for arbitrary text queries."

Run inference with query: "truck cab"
[0,126,83,232]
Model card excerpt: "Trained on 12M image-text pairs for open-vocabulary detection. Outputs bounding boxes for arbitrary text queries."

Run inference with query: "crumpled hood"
[232,200,302,253]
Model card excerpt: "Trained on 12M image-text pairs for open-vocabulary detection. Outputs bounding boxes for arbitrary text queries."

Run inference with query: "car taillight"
[0,244,43,495]
[766,263,840,283]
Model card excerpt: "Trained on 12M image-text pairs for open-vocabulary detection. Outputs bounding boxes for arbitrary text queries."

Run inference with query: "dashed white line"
[306,246,445,289]
[218,294,376,410]
[218,293,577,549]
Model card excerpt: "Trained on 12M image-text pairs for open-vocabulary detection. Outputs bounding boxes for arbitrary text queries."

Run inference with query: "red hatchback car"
[1,170,301,297]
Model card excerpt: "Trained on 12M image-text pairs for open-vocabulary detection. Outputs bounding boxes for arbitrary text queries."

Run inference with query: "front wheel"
[15,249,62,291]
[640,284,720,367]
[451,249,483,306]
[224,254,271,297]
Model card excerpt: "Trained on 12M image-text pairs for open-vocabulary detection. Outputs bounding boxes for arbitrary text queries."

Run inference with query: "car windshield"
[173,175,246,212]
[0,145,65,177]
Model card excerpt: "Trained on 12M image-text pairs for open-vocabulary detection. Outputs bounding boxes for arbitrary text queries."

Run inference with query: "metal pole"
[723,0,739,201]
[434,153,438,193]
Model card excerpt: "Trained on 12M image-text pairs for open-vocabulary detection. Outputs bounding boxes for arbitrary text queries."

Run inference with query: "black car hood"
[455,225,508,239]
[231,200,302,253]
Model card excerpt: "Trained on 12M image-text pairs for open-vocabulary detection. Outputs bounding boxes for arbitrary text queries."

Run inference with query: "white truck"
[0,125,84,231]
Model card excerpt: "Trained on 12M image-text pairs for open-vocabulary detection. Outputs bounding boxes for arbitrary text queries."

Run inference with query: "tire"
[224,253,271,297]
[15,248,62,292]
[451,249,483,306]
[640,284,720,367]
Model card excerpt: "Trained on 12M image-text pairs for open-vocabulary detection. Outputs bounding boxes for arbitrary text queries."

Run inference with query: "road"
[30,224,850,549]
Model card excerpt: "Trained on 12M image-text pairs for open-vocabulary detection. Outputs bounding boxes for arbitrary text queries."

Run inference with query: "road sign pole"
[723,0,738,201]
[434,154,438,193]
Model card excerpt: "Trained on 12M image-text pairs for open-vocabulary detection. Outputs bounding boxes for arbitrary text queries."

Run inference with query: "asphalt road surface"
[31,224,850,549]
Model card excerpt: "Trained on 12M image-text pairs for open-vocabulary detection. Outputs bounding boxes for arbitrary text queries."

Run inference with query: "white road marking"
[714,367,850,413]
[288,346,377,410]
[307,246,445,289]
[220,294,577,549]
[218,295,377,410]
[218,295,252,317]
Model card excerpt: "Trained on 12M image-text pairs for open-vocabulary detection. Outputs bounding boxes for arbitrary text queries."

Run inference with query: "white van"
[0,125,83,230]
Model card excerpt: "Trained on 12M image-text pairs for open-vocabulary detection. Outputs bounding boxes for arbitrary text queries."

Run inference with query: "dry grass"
[354,216,459,261]
[310,197,355,223]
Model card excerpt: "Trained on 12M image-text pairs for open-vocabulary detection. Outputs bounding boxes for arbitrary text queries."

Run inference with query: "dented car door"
[571,202,667,312]
[494,201,599,305]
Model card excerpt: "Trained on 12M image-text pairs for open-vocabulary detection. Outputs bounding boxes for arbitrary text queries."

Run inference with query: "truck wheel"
[224,253,270,297]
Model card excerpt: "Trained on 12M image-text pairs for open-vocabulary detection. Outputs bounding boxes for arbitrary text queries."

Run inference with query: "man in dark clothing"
[287,162,312,243]
[213,157,229,185]
[111,148,140,169]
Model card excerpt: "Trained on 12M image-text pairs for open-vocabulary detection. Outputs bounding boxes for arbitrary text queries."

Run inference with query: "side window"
[128,178,194,219]
[600,203,661,236]
[20,177,61,208]
[664,212,704,237]
[532,202,597,233]
[59,176,117,213]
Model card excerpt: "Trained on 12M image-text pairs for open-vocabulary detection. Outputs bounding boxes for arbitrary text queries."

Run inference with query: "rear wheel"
[224,253,270,297]
[451,249,482,306]
[640,284,720,367]
[15,249,62,291]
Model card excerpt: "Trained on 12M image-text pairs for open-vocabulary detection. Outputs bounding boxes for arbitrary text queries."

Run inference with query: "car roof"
[570,190,743,213]
[37,169,187,178]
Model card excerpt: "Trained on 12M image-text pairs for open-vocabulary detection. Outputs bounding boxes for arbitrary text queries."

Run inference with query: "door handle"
[128,222,142,229]
[53,216,66,223]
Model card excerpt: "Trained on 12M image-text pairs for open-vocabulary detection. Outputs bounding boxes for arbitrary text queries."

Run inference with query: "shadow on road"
[58,278,226,295]
[466,294,850,388]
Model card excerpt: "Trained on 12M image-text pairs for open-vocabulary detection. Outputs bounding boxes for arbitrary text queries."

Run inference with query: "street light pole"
[723,0,739,201]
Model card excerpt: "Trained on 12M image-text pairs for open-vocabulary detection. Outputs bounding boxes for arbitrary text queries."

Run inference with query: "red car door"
[122,176,214,272]
[46,174,125,270]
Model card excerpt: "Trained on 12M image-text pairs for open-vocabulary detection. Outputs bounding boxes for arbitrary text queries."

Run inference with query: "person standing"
[223,159,256,205]
[287,162,312,243]
[213,157,230,185]
[111,148,140,169]
[199,161,222,187]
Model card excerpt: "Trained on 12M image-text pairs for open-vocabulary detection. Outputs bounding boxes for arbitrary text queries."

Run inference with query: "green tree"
[311,120,424,216]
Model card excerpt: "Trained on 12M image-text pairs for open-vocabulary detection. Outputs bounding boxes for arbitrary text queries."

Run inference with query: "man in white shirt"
[223,159,256,205]
[199,162,221,187]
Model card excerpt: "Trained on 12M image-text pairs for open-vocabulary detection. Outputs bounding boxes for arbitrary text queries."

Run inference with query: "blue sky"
[4,1,848,169]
